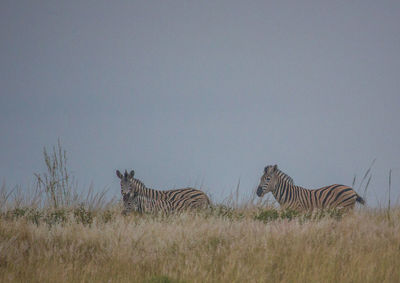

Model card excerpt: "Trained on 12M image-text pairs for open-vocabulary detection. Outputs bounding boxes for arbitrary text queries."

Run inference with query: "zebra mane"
[275,168,294,185]
[129,178,147,190]
[129,177,167,199]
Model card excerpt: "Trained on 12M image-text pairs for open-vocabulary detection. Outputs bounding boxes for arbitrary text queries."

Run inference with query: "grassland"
[1,203,399,283]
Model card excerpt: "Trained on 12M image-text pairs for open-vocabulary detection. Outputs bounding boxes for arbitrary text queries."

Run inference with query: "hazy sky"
[1,1,399,205]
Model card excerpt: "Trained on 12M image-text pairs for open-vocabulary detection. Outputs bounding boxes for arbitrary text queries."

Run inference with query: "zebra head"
[116,169,135,198]
[256,165,279,197]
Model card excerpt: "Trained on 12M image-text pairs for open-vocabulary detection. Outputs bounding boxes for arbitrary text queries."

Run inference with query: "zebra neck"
[272,178,303,205]
[275,169,294,184]
[135,195,144,213]
[136,195,155,213]
[130,179,166,199]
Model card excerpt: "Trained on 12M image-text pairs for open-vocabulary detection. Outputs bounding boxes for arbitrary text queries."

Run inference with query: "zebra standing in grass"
[256,165,365,211]
[116,170,210,214]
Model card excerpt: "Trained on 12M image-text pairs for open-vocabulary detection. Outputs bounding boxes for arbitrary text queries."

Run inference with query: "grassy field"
[1,204,399,283]
[1,145,398,282]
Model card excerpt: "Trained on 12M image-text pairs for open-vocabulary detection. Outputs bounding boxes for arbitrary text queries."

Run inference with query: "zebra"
[256,165,365,211]
[116,169,211,214]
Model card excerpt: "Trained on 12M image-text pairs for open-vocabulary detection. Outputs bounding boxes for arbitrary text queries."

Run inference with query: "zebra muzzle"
[256,187,263,197]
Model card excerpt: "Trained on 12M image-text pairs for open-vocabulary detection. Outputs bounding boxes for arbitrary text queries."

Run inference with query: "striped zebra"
[124,193,175,214]
[116,170,211,214]
[256,165,365,211]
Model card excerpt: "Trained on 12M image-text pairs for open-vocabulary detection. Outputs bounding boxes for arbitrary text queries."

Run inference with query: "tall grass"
[0,206,399,282]
[387,169,392,222]
[1,141,113,213]
[351,158,375,201]
[34,140,71,208]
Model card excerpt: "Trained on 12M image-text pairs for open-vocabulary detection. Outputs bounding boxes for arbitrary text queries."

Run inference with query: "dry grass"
[1,206,399,283]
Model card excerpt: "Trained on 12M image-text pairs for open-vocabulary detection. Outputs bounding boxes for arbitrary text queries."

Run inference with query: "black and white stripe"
[123,193,174,214]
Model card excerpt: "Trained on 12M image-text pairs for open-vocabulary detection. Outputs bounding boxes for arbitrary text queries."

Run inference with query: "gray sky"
[1,0,399,205]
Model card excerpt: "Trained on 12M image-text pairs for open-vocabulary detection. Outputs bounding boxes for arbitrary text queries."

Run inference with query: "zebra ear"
[129,170,135,178]
[264,166,269,174]
[272,165,278,172]
[116,170,123,179]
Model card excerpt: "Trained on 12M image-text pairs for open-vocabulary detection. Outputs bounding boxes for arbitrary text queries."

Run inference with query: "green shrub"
[101,209,114,224]
[44,209,67,226]
[4,207,28,220]
[279,209,300,220]
[26,208,43,226]
[211,204,244,220]
[74,205,93,226]
[254,209,279,223]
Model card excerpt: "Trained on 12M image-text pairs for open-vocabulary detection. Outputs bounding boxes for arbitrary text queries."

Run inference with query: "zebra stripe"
[256,165,365,211]
[124,193,174,214]
[117,169,210,214]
